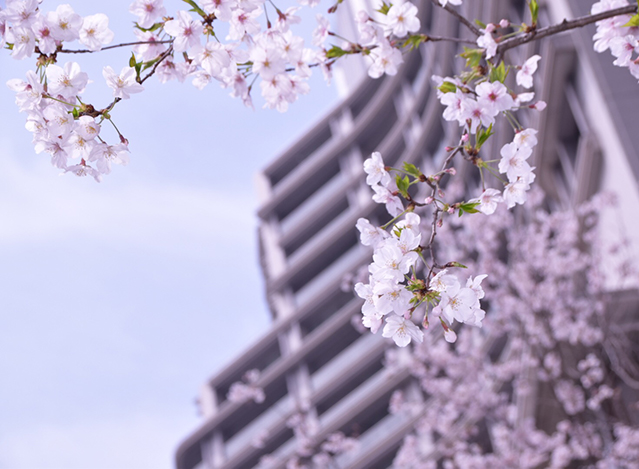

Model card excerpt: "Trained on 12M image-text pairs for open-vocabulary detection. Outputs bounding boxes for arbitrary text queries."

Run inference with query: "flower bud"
[499,19,510,28]
[444,329,457,343]
[532,100,547,111]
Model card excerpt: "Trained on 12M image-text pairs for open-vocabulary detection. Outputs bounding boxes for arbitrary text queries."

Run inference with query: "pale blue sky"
[0,1,338,467]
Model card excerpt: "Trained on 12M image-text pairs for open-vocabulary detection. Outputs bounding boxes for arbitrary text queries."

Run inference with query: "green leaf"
[458,201,480,217]
[474,19,487,29]
[376,1,391,15]
[460,47,482,69]
[135,22,164,32]
[489,61,507,83]
[438,81,457,93]
[325,45,349,58]
[402,34,426,51]
[71,107,79,119]
[623,13,639,27]
[396,174,410,197]
[181,0,207,17]
[476,123,494,149]
[402,162,422,178]
[129,53,137,68]
[449,262,468,269]
[528,0,539,25]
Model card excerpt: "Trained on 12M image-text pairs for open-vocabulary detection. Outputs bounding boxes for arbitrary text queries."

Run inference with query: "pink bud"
[438,189,445,198]
[437,218,443,228]
[532,101,547,111]
[499,19,510,28]
[485,23,496,33]
[445,167,457,176]
[461,133,470,143]
[425,196,434,205]
[444,329,457,343]
[447,206,454,214]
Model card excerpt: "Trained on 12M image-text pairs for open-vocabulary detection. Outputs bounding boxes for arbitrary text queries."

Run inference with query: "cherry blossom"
[79,13,114,51]
[517,54,541,88]
[103,66,145,99]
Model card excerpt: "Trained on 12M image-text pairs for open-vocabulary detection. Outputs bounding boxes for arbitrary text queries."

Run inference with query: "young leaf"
[458,201,480,217]
[403,34,427,51]
[460,47,482,69]
[489,61,507,83]
[325,46,349,58]
[623,14,639,27]
[528,0,539,25]
[438,81,457,93]
[403,162,422,178]
[129,53,137,68]
[181,0,207,17]
[396,174,410,197]
[377,1,392,15]
[476,124,494,149]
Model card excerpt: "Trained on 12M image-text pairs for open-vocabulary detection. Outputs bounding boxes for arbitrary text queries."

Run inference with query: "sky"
[0,1,339,468]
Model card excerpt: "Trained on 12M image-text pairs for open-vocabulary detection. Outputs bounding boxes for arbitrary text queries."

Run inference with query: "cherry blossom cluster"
[2,0,638,182]
[2,2,139,180]
[227,368,266,404]
[379,192,639,467]
[1,0,323,179]
[355,150,491,347]
[1,1,115,59]
[354,70,542,346]
[7,63,135,181]
[591,0,639,81]
[256,409,358,468]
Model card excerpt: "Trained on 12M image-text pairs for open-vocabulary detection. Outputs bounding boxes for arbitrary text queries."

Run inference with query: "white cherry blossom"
[517,55,541,89]
[382,316,424,347]
[79,13,114,51]
[103,66,145,99]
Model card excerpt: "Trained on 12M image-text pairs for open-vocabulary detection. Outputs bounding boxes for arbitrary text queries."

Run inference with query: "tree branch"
[426,35,477,45]
[139,46,174,84]
[58,40,173,54]
[496,4,638,56]
[430,0,482,37]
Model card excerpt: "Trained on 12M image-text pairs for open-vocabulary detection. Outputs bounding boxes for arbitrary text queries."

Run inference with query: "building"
[175,1,639,467]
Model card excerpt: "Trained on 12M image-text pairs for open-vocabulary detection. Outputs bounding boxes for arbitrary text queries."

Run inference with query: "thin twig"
[426,35,477,45]
[58,40,174,54]
[430,0,481,37]
[139,46,174,84]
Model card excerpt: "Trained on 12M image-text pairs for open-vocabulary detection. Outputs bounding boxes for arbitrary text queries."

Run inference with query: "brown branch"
[426,35,477,45]
[430,0,481,37]
[139,45,174,84]
[496,4,638,56]
[58,40,173,54]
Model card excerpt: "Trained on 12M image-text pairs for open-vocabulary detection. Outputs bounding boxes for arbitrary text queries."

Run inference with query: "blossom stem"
[381,209,410,230]
[43,94,81,108]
